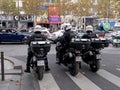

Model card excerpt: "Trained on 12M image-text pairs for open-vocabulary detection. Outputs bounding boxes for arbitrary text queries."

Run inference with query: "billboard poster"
[48,6,61,24]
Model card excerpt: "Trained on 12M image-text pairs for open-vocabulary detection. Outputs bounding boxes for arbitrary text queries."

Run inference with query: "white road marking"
[66,72,102,90]
[97,69,120,87]
[39,73,60,90]
[116,68,120,71]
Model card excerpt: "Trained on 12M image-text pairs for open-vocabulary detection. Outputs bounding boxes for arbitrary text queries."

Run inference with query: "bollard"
[1,52,5,81]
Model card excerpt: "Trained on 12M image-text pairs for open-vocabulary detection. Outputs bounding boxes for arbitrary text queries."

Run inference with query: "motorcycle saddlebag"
[30,41,51,53]
[70,38,91,51]
[91,38,104,49]
[100,38,109,47]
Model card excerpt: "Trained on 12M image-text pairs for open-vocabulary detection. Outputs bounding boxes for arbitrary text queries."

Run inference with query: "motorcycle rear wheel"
[56,52,60,62]
[69,58,79,76]
[37,66,44,80]
[90,60,100,72]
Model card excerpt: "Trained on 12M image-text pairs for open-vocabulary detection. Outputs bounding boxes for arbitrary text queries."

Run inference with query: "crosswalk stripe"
[66,72,102,90]
[97,69,120,88]
[39,73,60,90]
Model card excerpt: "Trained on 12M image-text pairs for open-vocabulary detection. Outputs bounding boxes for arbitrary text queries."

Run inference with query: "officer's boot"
[56,53,62,65]
[24,54,31,73]
[24,66,30,73]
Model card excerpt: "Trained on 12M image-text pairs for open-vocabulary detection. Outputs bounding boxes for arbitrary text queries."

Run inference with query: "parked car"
[110,30,120,37]
[39,27,53,39]
[33,26,54,41]
[48,30,65,41]
[19,29,33,35]
[19,29,29,33]
[109,30,120,43]
[94,30,106,38]
[48,29,77,42]
[0,28,31,44]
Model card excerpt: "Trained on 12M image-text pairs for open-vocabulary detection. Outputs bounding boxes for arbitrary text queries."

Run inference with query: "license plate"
[76,57,82,62]
[76,51,80,54]
[37,60,44,66]
[96,54,101,59]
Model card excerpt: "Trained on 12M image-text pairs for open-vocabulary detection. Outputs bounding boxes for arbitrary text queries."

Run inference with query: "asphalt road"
[0,44,120,90]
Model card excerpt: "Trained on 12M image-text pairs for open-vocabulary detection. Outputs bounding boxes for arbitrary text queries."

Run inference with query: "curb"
[4,56,25,67]
[0,56,24,75]
[0,56,23,90]
[4,56,24,74]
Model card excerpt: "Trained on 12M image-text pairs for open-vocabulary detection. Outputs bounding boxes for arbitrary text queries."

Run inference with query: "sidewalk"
[0,56,23,90]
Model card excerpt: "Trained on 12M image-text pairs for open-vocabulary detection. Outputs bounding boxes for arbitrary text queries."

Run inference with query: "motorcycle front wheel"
[69,57,79,76]
[90,60,100,72]
[37,66,44,80]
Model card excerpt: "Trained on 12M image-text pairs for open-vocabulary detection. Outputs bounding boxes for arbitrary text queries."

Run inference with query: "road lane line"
[39,73,60,90]
[66,72,102,90]
[97,69,120,87]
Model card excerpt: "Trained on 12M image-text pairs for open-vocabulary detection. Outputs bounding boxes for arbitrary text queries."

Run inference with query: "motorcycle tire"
[37,66,44,80]
[116,43,119,47]
[69,57,79,76]
[22,37,28,44]
[56,52,60,62]
[90,60,100,72]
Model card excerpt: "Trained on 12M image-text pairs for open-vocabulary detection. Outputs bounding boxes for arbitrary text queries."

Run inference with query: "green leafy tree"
[111,0,120,18]
[22,0,45,15]
[93,0,119,18]
[74,0,91,16]
[0,0,17,15]
[54,0,95,17]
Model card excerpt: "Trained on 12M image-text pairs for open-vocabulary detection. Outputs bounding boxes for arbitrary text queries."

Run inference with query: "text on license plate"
[96,54,101,59]
[76,57,82,62]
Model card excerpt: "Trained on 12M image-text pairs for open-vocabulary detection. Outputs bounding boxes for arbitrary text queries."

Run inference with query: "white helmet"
[86,25,93,32]
[66,25,72,31]
[34,25,42,29]
[33,29,42,33]
[34,25,42,33]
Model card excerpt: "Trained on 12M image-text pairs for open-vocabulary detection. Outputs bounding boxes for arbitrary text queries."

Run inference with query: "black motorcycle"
[71,38,109,72]
[56,41,80,76]
[30,41,51,80]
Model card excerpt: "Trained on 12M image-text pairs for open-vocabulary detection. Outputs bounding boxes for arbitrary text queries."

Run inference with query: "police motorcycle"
[30,41,51,80]
[112,35,120,47]
[55,37,80,76]
[71,37,109,72]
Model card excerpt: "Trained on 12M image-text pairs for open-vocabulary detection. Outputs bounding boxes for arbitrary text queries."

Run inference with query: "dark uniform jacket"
[63,30,73,47]
[28,32,47,46]
[81,33,97,39]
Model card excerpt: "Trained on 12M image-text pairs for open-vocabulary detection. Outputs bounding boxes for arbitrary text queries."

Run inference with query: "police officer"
[82,25,97,39]
[24,29,50,73]
[63,25,73,48]
[55,25,73,64]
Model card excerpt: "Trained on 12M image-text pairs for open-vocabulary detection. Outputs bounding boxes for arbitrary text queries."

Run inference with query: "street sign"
[103,23,110,31]
[39,6,48,10]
